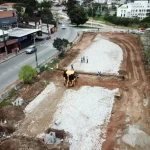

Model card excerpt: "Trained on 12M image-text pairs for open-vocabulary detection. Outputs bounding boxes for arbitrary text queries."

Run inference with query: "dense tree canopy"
[66,0,79,15]
[104,16,150,27]
[53,38,69,52]
[40,0,52,9]
[40,8,53,24]
[69,6,88,26]
[13,0,54,25]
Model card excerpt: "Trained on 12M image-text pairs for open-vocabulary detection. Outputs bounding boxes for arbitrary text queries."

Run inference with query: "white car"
[146,28,150,31]
[25,45,37,54]
[61,24,67,29]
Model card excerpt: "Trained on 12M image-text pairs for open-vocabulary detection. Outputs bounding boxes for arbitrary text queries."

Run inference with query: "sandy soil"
[101,32,150,150]
[0,32,150,150]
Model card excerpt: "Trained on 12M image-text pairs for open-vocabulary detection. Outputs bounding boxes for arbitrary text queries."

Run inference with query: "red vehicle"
[139,27,146,31]
[47,35,51,40]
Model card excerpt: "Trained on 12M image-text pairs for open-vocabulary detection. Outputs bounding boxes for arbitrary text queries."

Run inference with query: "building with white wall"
[117,0,150,19]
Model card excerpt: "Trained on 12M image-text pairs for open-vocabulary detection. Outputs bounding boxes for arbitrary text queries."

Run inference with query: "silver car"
[61,24,67,29]
[25,45,37,54]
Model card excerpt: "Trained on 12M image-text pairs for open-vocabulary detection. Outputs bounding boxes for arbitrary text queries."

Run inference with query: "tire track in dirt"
[124,39,144,83]
[102,33,150,150]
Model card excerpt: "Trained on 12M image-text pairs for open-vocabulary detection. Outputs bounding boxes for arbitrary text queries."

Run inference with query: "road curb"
[0,31,81,102]
[0,50,25,64]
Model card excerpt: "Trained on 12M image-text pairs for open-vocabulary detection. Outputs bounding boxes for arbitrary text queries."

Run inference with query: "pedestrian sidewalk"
[0,49,25,64]
[0,32,57,64]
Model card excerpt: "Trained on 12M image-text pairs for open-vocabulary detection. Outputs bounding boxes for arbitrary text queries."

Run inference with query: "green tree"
[19,65,36,83]
[17,0,39,17]
[82,0,94,6]
[38,0,54,33]
[104,9,110,16]
[13,3,24,22]
[69,6,88,26]
[66,0,78,15]
[13,3,23,14]
[53,38,70,55]
[40,0,52,9]
[40,8,53,23]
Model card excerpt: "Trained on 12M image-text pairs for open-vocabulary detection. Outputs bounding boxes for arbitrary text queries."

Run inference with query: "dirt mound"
[40,70,55,81]
[44,128,69,150]
[45,128,67,140]
[20,81,45,104]
[0,106,24,124]
[0,125,15,137]
[0,136,47,150]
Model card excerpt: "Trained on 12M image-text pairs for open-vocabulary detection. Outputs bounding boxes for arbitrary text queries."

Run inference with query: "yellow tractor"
[63,70,77,87]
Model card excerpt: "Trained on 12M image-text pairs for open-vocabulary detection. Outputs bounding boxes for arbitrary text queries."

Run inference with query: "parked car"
[137,30,145,34]
[57,20,62,25]
[146,28,150,31]
[61,24,67,29]
[130,30,144,34]
[35,36,45,40]
[25,45,37,54]
[47,35,51,40]
[130,30,138,34]
[139,27,146,31]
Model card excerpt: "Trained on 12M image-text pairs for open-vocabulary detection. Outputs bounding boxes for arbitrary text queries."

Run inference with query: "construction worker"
[71,64,74,70]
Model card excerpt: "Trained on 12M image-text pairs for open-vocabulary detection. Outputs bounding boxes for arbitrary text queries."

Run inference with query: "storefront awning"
[0,39,18,48]
[8,28,41,38]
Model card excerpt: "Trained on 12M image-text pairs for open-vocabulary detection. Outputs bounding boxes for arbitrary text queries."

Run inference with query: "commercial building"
[0,3,15,11]
[0,10,17,30]
[117,0,150,19]
[0,28,41,55]
[8,28,41,49]
[0,29,18,55]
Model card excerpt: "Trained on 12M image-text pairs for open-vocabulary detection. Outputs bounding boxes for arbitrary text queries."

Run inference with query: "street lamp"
[33,33,38,68]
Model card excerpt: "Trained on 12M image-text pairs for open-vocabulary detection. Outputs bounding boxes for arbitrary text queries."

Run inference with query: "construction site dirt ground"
[0,32,150,150]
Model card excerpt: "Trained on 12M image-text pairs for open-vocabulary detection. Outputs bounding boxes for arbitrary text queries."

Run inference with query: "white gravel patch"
[67,34,123,74]
[122,125,150,149]
[24,83,56,115]
[51,86,118,150]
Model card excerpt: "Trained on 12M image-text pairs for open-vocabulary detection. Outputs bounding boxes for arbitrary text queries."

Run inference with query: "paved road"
[0,23,77,91]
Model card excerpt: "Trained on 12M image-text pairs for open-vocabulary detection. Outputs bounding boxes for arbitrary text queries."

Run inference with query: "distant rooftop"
[8,28,41,37]
[0,10,16,18]
[0,3,15,8]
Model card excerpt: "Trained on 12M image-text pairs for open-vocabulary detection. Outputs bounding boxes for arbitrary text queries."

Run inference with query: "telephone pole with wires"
[2,28,8,56]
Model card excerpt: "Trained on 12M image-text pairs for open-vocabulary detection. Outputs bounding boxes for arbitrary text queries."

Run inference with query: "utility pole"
[2,28,8,56]
[47,23,50,35]
[33,33,38,68]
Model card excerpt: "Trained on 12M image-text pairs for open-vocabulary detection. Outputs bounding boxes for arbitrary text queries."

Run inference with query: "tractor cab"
[63,70,77,87]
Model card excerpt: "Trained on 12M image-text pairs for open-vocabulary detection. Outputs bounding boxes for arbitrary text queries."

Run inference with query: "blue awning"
[0,17,17,25]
